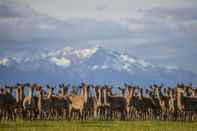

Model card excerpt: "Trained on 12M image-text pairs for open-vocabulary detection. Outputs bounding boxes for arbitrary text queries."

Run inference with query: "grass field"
[1,119,197,131]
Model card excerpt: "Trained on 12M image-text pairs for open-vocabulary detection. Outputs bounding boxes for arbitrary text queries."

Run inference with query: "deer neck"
[156,91,165,109]
[103,89,109,106]
[139,90,143,100]
[155,89,162,101]
[95,89,101,106]
[169,91,173,99]
[61,88,66,97]
[192,90,196,97]
[97,89,102,105]
[16,88,20,103]
[29,88,33,99]
[48,90,53,98]
[19,86,24,101]
[126,89,134,103]
[176,89,184,110]
[82,87,88,104]
[38,92,42,112]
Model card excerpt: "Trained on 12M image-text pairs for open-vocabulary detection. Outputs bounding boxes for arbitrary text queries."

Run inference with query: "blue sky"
[0,0,197,73]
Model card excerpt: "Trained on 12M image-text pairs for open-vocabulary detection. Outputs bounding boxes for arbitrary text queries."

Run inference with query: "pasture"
[0,120,197,131]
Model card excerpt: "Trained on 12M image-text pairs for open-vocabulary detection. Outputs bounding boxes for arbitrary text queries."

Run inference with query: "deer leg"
[68,106,72,121]
[79,109,82,120]
[93,108,97,118]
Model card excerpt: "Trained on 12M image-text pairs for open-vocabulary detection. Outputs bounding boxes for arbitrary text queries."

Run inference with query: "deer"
[36,85,55,120]
[14,83,26,118]
[66,82,89,120]
[166,87,176,120]
[56,83,70,120]
[90,85,103,119]
[23,83,38,120]
[0,85,19,121]
[176,83,197,121]
[103,84,136,120]
[152,83,171,120]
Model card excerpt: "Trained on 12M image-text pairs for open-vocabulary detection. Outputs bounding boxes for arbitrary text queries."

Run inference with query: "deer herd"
[0,82,197,121]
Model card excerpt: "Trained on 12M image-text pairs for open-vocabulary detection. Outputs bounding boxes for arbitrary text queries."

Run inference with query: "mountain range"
[0,47,196,86]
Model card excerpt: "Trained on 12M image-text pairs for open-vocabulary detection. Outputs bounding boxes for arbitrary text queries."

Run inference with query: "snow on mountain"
[0,47,98,68]
[0,58,9,66]
[45,47,98,66]
[0,47,196,86]
[83,47,154,73]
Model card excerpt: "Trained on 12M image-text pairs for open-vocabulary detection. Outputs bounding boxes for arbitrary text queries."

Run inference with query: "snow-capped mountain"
[0,47,196,86]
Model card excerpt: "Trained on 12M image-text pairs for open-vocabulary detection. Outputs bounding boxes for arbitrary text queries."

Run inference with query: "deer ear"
[153,84,157,87]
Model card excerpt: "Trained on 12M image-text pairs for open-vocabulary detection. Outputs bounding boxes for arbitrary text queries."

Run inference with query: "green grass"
[0,119,197,131]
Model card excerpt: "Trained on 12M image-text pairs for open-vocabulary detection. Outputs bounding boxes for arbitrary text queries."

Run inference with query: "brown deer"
[36,85,55,120]
[91,85,103,118]
[152,83,171,120]
[45,85,58,119]
[103,84,136,120]
[0,86,17,120]
[14,83,26,117]
[57,83,69,119]
[67,82,89,120]
[176,83,197,121]
[36,84,59,120]
[23,83,38,120]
